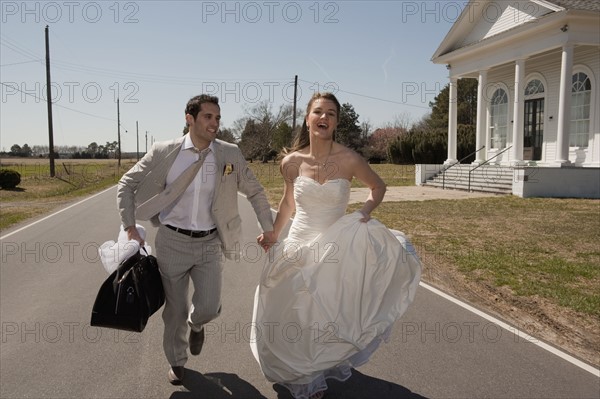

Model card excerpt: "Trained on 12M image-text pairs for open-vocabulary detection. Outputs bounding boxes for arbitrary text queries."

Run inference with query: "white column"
[474,70,488,164]
[512,59,525,166]
[445,76,458,165]
[556,44,573,165]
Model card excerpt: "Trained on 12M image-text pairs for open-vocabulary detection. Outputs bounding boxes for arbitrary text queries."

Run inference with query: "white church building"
[419,0,599,198]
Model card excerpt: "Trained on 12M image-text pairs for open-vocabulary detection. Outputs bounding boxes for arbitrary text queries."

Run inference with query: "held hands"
[257,231,277,252]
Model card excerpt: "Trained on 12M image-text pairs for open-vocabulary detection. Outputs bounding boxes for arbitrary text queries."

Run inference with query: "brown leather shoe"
[168,366,184,385]
[189,328,205,356]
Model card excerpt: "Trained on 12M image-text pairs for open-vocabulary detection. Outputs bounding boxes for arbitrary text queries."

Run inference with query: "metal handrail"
[468,145,513,192]
[442,146,485,189]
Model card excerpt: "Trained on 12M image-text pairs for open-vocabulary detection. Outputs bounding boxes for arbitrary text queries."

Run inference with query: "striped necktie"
[136,147,210,220]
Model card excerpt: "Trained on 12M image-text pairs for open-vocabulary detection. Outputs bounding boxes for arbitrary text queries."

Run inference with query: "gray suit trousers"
[155,224,223,367]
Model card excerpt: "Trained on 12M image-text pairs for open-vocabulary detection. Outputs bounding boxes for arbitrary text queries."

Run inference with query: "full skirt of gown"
[250,176,421,399]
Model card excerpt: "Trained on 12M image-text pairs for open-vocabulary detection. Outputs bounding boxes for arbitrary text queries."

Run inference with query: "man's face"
[186,102,221,148]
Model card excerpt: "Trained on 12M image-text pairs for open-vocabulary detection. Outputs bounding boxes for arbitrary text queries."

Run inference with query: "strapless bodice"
[287,176,351,242]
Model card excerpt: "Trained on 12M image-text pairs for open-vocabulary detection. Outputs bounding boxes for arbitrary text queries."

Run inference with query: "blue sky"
[1,1,460,152]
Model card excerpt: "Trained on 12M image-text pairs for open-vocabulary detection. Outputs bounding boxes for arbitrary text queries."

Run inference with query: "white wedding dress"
[251,176,421,399]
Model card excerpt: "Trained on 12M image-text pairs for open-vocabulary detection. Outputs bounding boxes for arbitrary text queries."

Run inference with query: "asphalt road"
[1,186,598,399]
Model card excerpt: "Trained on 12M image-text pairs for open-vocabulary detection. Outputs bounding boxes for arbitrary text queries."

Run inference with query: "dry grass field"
[0,158,137,228]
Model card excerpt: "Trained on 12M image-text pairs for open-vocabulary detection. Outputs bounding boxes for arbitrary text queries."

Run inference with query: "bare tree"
[32,145,49,157]
[237,101,293,162]
[360,119,372,141]
[231,116,250,142]
[388,112,413,130]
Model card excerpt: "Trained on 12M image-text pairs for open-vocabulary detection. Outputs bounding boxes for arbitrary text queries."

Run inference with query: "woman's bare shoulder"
[280,151,303,180]
[281,149,307,165]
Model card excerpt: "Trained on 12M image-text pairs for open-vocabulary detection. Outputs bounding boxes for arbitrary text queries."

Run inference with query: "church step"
[424,164,514,194]
[425,180,512,194]
[430,175,513,186]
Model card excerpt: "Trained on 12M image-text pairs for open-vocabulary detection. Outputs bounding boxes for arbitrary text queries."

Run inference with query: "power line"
[0,60,43,67]
[338,88,431,110]
[0,81,115,122]
[3,33,291,85]
[4,32,434,109]
[51,58,291,84]
[298,79,431,110]
[1,35,41,61]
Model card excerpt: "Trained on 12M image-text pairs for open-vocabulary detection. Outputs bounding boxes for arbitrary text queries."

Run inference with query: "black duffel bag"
[91,248,165,332]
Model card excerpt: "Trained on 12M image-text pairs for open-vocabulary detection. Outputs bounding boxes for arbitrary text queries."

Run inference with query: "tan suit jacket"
[117,136,274,260]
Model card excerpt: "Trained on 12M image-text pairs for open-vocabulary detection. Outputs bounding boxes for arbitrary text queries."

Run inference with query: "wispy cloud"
[382,47,396,82]
[309,57,334,82]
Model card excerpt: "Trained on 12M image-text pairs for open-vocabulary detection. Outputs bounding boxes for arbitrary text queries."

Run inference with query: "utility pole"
[292,75,298,133]
[117,98,121,167]
[45,26,55,177]
[136,120,139,161]
[145,131,148,153]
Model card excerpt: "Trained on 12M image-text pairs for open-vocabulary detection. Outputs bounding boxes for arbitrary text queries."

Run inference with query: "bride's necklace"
[313,141,333,167]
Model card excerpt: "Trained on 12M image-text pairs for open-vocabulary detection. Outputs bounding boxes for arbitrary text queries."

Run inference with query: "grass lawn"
[354,197,600,318]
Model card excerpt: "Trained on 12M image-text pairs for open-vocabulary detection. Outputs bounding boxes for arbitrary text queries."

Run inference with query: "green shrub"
[457,124,476,162]
[0,169,21,189]
[388,124,476,165]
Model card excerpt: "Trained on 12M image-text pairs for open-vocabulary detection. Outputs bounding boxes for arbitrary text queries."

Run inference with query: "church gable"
[433,0,565,58]
[459,1,558,48]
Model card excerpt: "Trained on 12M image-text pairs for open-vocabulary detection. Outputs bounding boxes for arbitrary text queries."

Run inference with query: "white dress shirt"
[159,135,217,231]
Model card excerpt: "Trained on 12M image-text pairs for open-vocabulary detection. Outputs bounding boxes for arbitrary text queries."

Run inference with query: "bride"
[251,92,421,399]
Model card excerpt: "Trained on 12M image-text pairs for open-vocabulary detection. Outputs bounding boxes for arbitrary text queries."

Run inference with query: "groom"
[117,94,275,385]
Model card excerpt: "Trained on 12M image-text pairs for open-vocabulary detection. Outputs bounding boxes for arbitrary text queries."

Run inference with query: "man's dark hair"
[185,94,220,125]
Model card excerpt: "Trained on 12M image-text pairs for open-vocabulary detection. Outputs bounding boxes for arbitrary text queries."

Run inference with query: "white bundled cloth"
[98,224,152,274]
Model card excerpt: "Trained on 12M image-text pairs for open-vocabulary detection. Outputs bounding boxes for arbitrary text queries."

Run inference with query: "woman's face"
[306,98,338,139]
